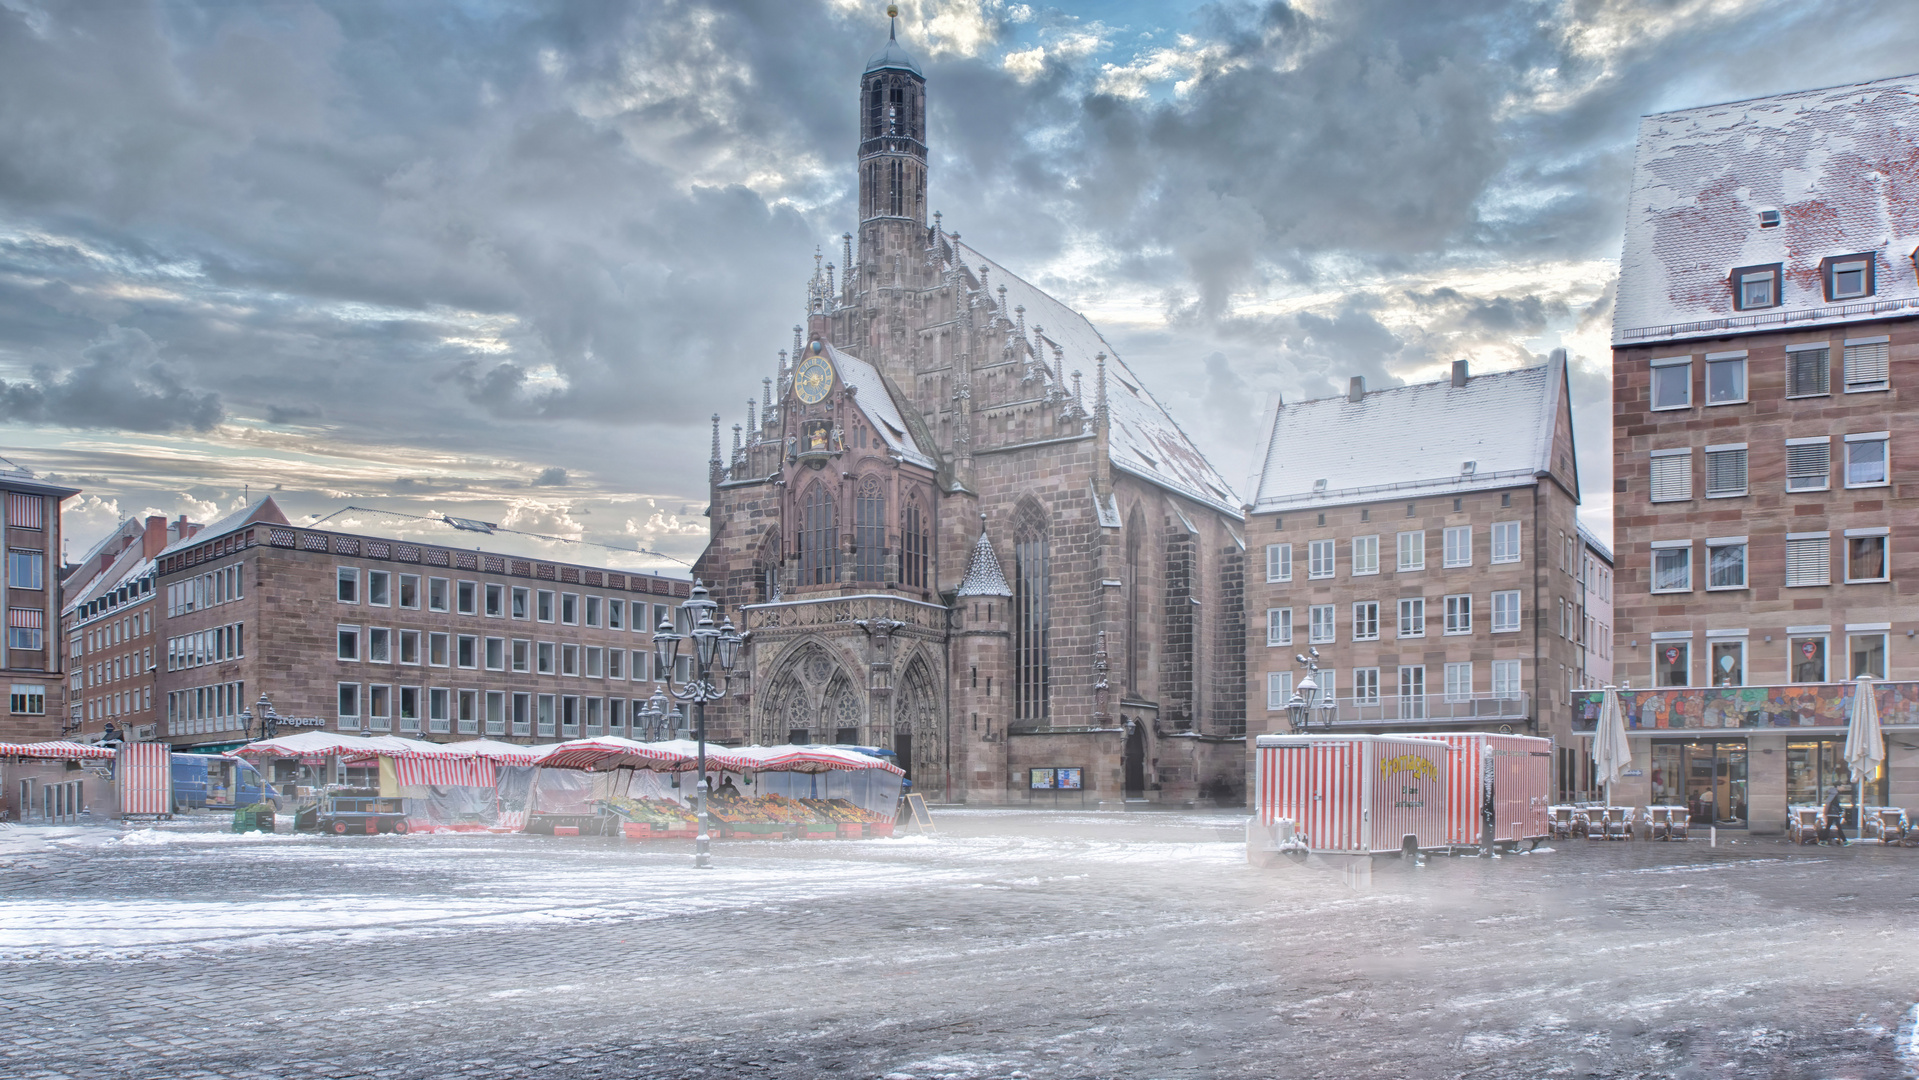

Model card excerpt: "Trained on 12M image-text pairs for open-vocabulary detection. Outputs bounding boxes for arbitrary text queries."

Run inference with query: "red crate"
[865,821,894,839]
[622,822,697,840]
[552,826,580,837]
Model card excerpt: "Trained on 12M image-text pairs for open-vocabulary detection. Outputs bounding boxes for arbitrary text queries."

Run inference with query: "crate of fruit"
[623,822,698,840]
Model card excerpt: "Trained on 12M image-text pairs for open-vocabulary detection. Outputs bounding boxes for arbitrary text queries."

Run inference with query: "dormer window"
[1730,263,1781,310]
[1822,253,1875,301]
[1757,209,1781,228]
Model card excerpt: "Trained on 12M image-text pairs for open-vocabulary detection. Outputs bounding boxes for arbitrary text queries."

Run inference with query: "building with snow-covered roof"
[1243,354,1590,798]
[1609,74,1919,832]
[693,14,1247,805]
[60,513,201,745]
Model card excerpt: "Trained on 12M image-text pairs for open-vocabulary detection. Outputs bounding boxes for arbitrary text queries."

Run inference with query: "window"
[485,583,504,617]
[1491,660,1521,699]
[632,650,649,682]
[1309,604,1335,644]
[367,627,390,663]
[1705,445,1747,497]
[1650,356,1692,409]
[484,636,505,670]
[366,571,390,607]
[1822,254,1875,301]
[561,593,578,625]
[1352,668,1380,706]
[1710,640,1745,686]
[337,625,360,661]
[1265,543,1292,583]
[1783,351,1834,410]
[585,596,602,628]
[1785,534,1830,587]
[1396,531,1424,572]
[1846,531,1889,583]
[1730,264,1780,310]
[537,693,556,737]
[1442,526,1471,568]
[1850,633,1888,680]
[1351,535,1379,576]
[585,646,603,678]
[458,690,479,735]
[1265,671,1292,711]
[560,695,579,733]
[1490,522,1521,564]
[1352,602,1379,641]
[1786,438,1830,492]
[607,599,625,631]
[512,693,531,736]
[1013,507,1050,723]
[398,686,421,734]
[1705,352,1746,404]
[1651,542,1691,593]
[1789,636,1827,683]
[428,632,450,667]
[1308,540,1334,579]
[512,586,530,620]
[607,648,623,679]
[456,634,477,669]
[398,574,420,609]
[1655,640,1690,687]
[800,482,840,586]
[536,642,555,675]
[1706,538,1748,590]
[486,691,507,736]
[557,645,576,677]
[5,550,42,590]
[537,590,555,622]
[1844,433,1889,488]
[1444,662,1473,702]
[1843,337,1890,393]
[5,494,40,530]
[1649,449,1691,502]
[1485,590,1518,633]
[1397,597,1425,638]
[9,683,44,715]
[427,577,449,612]
[336,567,359,604]
[398,629,420,665]
[1443,595,1471,635]
[1398,666,1426,719]
[337,683,360,725]
[1266,608,1293,647]
[854,476,887,583]
[511,639,530,673]
[428,687,449,735]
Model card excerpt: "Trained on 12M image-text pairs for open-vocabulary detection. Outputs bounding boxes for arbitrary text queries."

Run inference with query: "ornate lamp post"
[238,692,280,743]
[1286,647,1337,733]
[653,580,744,868]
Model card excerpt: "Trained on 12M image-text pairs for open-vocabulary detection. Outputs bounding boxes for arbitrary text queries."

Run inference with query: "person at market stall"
[715,775,742,801]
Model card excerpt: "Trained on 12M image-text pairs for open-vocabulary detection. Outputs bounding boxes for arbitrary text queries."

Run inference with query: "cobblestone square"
[2,811,1915,1079]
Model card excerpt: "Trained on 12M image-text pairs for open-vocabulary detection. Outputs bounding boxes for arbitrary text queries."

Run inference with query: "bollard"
[1710,826,1716,848]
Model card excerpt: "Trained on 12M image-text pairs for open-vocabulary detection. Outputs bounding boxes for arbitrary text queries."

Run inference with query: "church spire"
[858,4,928,263]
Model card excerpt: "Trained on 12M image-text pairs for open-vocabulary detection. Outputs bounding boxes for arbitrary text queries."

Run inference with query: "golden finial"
[887,4,899,18]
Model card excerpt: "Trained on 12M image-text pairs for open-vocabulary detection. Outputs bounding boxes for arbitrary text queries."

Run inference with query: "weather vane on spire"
[887,4,899,35]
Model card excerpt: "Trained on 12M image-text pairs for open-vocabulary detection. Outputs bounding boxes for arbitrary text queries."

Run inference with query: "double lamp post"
[649,581,744,869]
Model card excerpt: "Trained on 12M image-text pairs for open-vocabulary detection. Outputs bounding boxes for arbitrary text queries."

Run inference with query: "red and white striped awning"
[0,740,115,759]
[728,744,906,776]
[393,755,497,788]
[7,608,42,629]
[535,737,752,774]
[439,738,543,766]
[235,731,455,761]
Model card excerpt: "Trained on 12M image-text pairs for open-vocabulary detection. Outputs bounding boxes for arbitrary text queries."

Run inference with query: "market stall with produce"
[719,745,903,839]
[234,732,486,833]
[526,737,752,837]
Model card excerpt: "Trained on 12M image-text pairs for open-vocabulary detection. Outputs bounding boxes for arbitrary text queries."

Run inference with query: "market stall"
[526,737,751,837]
[233,732,472,833]
[721,745,903,839]
[0,741,117,823]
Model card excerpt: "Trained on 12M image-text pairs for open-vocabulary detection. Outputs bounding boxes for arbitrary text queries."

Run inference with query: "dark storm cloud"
[532,467,567,487]
[0,326,222,431]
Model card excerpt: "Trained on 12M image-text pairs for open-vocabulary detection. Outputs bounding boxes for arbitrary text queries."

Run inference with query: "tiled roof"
[955,527,1011,597]
[826,343,935,469]
[1247,356,1566,512]
[1616,73,1919,344]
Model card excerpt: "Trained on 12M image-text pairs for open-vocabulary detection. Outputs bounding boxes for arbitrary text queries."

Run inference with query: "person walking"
[1820,789,1850,846]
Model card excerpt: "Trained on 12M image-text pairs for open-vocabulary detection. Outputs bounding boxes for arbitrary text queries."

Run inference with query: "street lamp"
[1286,648,1336,733]
[238,692,280,743]
[654,580,745,868]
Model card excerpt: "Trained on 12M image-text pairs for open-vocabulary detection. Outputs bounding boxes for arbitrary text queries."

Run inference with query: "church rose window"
[800,482,839,586]
[1014,499,1050,722]
[855,476,887,583]
[901,496,929,589]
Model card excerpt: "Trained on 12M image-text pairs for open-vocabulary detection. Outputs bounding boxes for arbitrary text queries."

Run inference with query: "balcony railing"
[1312,692,1530,727]
[1570,682,1919,733]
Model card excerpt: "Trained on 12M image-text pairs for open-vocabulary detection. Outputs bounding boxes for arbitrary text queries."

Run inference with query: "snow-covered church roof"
[953,241,1242,517]
[1616,72,1919,345]
[1246,356,1568,513]
[824,342,935,470]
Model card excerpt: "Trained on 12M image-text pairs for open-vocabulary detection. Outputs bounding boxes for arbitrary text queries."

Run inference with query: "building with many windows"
[150,497,689,752]
[1242,354,1588,796]
[60,514,201,744]
[0,456,78,743]
[1577,524,1614,694]
[1607,74,1919,831]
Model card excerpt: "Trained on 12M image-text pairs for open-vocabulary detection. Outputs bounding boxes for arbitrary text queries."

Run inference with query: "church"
[692,17,1247,804]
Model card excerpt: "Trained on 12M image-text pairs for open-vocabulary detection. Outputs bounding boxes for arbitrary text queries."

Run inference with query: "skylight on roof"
[443,516,497,534]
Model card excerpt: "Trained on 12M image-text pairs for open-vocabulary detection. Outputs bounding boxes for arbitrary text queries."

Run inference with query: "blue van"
[170,754,275,810]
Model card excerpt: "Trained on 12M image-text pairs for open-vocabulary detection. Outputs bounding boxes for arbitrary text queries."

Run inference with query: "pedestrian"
[1820,789,1850,846]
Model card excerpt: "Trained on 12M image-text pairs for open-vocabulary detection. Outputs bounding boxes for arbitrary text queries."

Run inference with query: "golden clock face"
[795,355,833,404]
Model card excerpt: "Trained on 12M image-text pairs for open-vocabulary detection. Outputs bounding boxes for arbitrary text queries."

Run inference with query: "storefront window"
[1790,636,1827,683]
[1849,633,1887,679]
[1656,641,1690,687]
[1787,738,1886,822]
[1709,640,1744,686]
[1648,741,1746,826]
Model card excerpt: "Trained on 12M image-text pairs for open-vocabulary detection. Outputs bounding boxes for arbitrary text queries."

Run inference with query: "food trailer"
[1248,734,1451,877]
[1405,732,1554,851]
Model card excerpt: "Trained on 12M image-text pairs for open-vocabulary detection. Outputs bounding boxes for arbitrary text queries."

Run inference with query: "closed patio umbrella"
[1844,675,1884,822]
[1592,685,1632,815]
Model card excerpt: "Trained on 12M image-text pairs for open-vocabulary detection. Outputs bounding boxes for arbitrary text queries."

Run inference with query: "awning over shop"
[534,737,753,774]
[233,731,458,761]
[0,740,116,759]
[729,744,906,776]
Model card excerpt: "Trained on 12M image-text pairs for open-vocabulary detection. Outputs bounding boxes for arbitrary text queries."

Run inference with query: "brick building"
[60,514,200,743]
[1576,524,1614,696]
[1241,354,1589,797]
[151,498,689,751]
[0,456,78,743]
[1607,74,1919,830]
[692,19,1247,804]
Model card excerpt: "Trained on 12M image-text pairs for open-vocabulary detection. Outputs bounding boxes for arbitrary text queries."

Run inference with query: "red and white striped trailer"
[1250,734,1451,862]
[1405,733,1553,850]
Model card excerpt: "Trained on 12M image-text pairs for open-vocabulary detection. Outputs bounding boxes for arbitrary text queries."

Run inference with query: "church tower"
[856,6,927,266]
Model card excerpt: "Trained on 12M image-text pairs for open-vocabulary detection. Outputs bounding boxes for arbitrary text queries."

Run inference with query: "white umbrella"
[1844,675,1884,819]
[1591,685,1632,814]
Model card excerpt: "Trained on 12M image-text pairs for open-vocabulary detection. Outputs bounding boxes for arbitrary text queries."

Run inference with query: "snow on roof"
[1578,522,1614,565]
[826,343,936,469]
[956,527,1011,597]
[952,241,1242,517]
[1616,73,1919,345]
[303,507,688,578]
[156,496,288,559]
[1248,360,1563,512]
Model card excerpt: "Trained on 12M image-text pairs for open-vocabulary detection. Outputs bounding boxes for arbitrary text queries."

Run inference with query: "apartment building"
[1578,525,1614,692]
[0,456,78,743]
[1609,74,1919,829]
[60,515,200,743]
[152,498,691,751]
[1243,354,1586,793]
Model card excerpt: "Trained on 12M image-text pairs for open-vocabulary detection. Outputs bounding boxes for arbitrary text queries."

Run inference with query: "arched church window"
[854,476,887,583]
[901,495,929,590]
[1013,498,1050,722]
[1126,511,1143,694]
[799,482,839,586]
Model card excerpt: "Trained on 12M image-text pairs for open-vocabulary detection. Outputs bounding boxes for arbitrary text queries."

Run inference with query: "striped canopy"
[534,736,753,774]
[394,755,497,788]
[0,740,116,760]
[729,744,906,776]
[438,739,545,766]
[234,731,461,761]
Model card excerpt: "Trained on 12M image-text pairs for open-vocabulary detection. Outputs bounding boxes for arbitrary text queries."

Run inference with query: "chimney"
[1452,360,1470,387]
[142,515,168,559]
[1347,376,1366,403]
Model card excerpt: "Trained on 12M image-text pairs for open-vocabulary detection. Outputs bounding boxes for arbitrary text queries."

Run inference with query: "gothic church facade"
[693,23,1246,804]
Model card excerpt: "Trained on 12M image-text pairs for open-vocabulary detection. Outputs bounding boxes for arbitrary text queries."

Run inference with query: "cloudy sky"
[3,0,1917,568]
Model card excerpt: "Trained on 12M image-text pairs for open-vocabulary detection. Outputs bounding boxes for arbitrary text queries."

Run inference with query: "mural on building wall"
[1574,683,1919,730]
